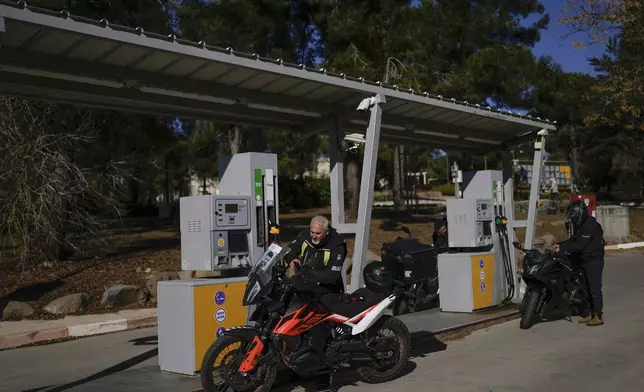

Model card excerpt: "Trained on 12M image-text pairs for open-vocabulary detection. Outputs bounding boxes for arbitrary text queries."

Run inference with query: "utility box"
[597,205,630,242]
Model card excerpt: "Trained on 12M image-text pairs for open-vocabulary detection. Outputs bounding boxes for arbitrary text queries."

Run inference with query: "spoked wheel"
[200,335,277,392]
[357,315,410,384]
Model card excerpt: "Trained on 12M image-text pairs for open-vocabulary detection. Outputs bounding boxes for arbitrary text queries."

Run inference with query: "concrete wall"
[597,205,630,242]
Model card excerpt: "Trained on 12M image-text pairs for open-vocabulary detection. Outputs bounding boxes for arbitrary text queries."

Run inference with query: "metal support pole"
[525,130,548,250]
[328,116,346,228]
[350,93,385,293]
[452,161,461,198]
[0,17,5,48]
[502,149,520,301]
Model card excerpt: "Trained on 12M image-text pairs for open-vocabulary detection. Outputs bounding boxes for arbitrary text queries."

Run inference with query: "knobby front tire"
[200,334,277,392]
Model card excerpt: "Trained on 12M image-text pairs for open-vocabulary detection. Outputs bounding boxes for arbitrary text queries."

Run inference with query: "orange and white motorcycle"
[200,243,410,392]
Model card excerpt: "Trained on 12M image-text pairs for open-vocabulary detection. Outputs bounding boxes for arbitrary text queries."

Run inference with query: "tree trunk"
[346,153,360,220]
[393,145,401,207]
[228,125,243,154]
[570,146,582,193]
[393,145,406,209]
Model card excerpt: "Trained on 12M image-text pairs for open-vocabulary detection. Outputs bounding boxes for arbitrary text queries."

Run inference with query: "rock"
[44,293,91,315]
[1,300,34,320]
[145,271,180,297]
[178,270,196,280]
[101,284,146,308]
[145,268,152,273]
[135,267,143,273]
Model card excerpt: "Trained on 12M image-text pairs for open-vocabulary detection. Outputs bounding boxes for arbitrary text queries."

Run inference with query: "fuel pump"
[160,152,280,376]
[437,170,517,313]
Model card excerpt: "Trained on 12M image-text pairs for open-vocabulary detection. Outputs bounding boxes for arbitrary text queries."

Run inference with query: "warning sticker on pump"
[480,282,486,292]
[479,259,485,268]
[215,308,226,323]
[214,290,226,306]
[479,271,485,280]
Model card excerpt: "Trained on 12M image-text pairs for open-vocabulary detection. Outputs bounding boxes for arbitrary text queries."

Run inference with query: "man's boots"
[587,313,604,326]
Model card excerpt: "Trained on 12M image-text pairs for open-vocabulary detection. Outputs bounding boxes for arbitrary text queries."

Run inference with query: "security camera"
[537,129,549,137]
[346,144,360,154]
[344,133,366,145]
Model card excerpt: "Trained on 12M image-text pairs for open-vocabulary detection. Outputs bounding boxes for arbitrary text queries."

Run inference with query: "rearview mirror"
[400,226,412,236]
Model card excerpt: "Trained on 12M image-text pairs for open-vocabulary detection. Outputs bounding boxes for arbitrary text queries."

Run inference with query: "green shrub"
[279,177,330,210]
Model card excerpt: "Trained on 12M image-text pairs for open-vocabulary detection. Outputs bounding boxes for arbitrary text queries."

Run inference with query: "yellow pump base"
[437,252,506,313]
[157,277,249,375]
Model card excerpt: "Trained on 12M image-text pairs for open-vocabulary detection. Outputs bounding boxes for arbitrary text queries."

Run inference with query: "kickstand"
[564,307,572,323]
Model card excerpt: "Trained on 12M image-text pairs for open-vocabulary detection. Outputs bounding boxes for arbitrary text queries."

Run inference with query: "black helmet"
[363,261,393,295]
[564,201,588,232]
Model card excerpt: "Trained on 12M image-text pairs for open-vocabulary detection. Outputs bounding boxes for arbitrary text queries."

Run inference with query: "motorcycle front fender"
[221,325,262,341]
[523,274,566,317]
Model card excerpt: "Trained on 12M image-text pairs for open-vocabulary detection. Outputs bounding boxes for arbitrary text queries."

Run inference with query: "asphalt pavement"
[0,251,641,392]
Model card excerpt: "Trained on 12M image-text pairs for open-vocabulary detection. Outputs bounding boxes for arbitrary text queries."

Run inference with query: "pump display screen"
[214,197,250,229]
[224,203,239,213]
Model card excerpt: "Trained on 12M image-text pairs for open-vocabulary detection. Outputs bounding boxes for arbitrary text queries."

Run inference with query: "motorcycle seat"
[321,288,386,318]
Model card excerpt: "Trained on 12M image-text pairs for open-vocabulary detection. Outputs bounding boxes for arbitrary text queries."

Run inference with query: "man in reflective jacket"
[554,201,605,326]
[287,215,347,294]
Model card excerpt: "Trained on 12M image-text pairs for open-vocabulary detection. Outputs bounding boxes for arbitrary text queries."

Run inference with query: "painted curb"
[0,314,158,350]
[0,308,519,351]
[605,242,644,250]
[433,310,521,338]
[0,327,69,350]
[67,319,128,337]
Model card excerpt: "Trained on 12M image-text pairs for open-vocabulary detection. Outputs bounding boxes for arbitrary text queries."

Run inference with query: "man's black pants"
[580,258,604,317]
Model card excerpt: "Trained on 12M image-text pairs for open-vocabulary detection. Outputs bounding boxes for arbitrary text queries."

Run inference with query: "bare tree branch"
[0,98,128,268]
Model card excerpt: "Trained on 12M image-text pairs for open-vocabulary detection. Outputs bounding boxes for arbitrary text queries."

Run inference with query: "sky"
[406,0,607,75]
[526,0,606,75]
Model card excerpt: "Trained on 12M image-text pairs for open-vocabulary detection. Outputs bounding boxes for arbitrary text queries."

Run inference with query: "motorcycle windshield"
[243,243,289,305]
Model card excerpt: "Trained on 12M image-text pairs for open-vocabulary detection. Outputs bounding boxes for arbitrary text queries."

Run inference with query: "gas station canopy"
[0,1,556,294]
[0,1,555,152]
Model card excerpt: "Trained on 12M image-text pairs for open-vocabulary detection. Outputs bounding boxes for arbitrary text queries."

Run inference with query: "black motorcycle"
[368,227,440,316]
[513,241,588,330]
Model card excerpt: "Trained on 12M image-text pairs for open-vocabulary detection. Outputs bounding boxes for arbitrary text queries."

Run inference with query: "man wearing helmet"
[286,215,347,294]
[553,201,605,326]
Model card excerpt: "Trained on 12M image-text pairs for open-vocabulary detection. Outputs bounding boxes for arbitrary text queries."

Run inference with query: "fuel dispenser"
[158,152,279,375]
[437,170,515,313]
[178,152,280,271]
